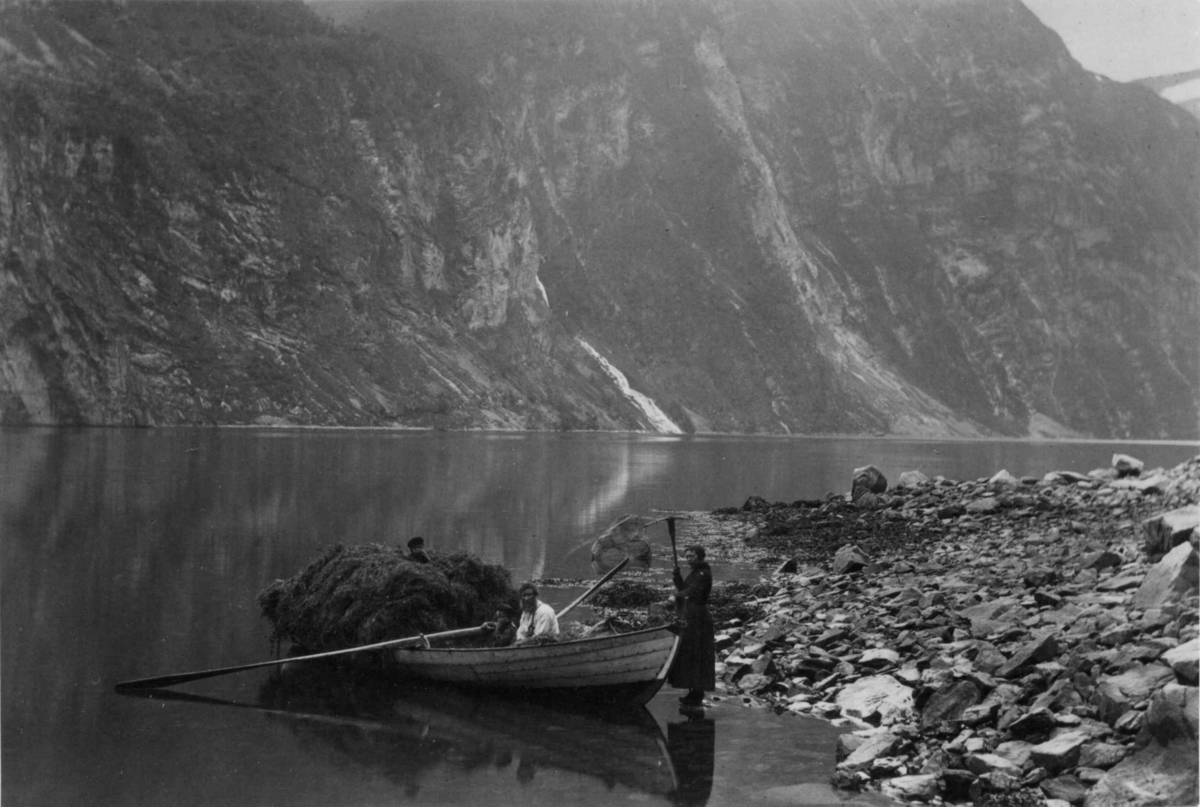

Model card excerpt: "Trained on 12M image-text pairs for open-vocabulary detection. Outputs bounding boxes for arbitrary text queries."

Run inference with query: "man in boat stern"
[669,545,716,706]
[516,582,560,643]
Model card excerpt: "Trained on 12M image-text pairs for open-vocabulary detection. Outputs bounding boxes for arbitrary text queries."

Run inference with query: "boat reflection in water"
[127,665,718,805]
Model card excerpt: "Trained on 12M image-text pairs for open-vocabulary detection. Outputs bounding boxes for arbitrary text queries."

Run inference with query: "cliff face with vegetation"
[2,0,1197,437]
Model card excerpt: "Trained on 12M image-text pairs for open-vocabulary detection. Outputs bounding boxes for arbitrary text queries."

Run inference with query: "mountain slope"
[2,0,1197,437]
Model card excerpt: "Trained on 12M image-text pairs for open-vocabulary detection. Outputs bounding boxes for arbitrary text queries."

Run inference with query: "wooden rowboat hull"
[391,624,681,706]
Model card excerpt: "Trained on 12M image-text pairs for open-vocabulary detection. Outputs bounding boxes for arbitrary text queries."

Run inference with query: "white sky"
[1022,0,1200,81]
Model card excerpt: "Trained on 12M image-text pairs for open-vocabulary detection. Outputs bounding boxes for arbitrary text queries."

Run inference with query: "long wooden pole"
[667,517,678,568]
[114,625,488,691]
[555,556,630,619]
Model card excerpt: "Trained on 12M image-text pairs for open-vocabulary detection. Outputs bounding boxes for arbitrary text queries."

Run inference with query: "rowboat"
[390,624,682,706]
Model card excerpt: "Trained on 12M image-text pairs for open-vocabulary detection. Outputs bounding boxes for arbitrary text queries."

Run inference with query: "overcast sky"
[1022,0,1200,81]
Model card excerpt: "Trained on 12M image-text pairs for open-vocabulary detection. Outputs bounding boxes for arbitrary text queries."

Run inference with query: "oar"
[114,624,488,692]
[556,556,630,619]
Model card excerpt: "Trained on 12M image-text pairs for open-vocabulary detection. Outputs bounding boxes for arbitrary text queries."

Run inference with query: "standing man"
[407,536,431,564]
[516,582,559,643]
[669,545,715,706]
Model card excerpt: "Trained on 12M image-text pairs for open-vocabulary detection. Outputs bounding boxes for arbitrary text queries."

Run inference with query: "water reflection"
[120,669,703,804]
[667,710,716,806]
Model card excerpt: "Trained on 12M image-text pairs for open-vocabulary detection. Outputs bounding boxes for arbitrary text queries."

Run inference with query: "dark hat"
[407,536,425,549]
[495,603,516,617]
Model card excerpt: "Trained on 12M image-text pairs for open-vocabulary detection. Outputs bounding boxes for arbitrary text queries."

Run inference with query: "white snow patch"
[578,339,682,434]
[535,277,550,307]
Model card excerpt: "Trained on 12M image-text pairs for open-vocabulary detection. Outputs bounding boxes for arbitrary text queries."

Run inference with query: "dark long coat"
[667,561,716,691]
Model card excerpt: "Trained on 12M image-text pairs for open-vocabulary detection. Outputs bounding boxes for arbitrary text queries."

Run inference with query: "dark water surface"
[3,428,1195,806]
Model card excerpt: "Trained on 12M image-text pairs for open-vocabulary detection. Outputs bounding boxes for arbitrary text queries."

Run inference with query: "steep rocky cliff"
[2,0,1197,438]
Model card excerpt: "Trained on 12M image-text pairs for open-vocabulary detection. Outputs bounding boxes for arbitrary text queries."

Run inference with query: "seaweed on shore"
[708,581,773,624]
[588,579,670,609]
[588,578,772,627]
[257,544,516,654]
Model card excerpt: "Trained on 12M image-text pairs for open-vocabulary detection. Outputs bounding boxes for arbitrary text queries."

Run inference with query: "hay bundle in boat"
[258,544,516,653]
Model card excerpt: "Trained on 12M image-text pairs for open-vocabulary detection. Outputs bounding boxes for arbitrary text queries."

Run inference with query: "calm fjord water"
[2,428,1195,806]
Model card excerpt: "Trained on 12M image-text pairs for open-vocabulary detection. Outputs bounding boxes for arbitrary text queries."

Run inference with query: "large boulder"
[895,470,929,488]
[1093,664,1179,726]
[1112,453,1145,478]
[1085,684,1199,807]
[1162,639,1200,685]
[1142,505,1200,556]
[1130,541,1198,609]
[590,514,654,570]
[835,675,915,726]
[851,465,887,501]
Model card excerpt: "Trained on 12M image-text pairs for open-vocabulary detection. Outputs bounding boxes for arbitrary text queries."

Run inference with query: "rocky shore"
[686,454,1199,806]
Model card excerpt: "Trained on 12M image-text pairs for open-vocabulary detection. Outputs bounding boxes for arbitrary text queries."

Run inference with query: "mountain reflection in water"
[126,667,719,805]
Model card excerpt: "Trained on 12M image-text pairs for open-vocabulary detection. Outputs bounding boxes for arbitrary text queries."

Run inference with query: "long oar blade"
[115,625,487,691]
[557,556,630,619]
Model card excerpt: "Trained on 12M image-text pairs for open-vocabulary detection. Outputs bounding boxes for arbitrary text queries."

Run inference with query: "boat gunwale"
[394,623,679,656]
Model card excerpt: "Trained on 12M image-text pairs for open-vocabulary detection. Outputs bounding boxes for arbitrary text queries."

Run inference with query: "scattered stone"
[880,773,938,801]
[835,731,901,774]
[997,632,1060,679]
[966,752,1024,777]
[1029,730,1088,772]
[1078,742,1127,769]
[833,544,871,575]
[860,648,900,668]
[920,680,981,729]
[1040,774,1088,804]
[1080,550,1123,571]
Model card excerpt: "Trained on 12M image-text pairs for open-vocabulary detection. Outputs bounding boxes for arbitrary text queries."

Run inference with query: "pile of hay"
[257,544,516,653]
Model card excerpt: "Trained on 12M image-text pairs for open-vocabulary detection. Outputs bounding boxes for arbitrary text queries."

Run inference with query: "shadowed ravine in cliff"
[2,0,1197,438]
